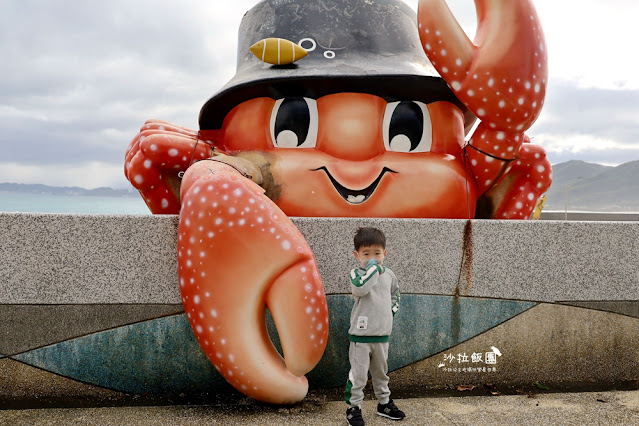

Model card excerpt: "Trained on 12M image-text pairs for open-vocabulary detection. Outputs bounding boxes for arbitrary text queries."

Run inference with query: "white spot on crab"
[499,100,506,108]
[169,148,178,157]
[537,165,546,173]
[161,198,169,209]
[477,108,486,116]
[210,309,218,318]
[451,81,461,91]
[134,175,143,184]
[515,201,523,209]
[282,240,291,250]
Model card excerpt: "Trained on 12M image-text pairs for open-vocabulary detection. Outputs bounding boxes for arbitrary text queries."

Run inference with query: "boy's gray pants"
[345,341,391,407]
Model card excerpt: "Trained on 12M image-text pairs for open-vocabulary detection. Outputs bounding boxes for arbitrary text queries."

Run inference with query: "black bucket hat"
[199,0,470,130]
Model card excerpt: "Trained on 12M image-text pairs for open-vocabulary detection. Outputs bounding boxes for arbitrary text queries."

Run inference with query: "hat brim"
[199,63,468,130]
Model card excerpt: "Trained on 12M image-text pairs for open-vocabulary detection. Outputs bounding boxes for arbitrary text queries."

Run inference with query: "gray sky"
[1,0,638,188]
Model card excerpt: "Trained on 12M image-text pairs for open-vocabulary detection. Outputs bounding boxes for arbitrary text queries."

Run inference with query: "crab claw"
[418,0,547,132]
[124,120,216,214]
[177,160,328,404]
[419,0,551,217]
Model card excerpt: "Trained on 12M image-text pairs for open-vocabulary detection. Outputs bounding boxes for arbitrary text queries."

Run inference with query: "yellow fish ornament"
[250,38,308,65]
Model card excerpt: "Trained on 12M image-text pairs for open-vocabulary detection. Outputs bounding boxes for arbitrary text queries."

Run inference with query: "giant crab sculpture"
[124,0,551,404]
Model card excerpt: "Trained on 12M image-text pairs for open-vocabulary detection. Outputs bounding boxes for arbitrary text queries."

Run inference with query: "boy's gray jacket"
[348,264,400,342]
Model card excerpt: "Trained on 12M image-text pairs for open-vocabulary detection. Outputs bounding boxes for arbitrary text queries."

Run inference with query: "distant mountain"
[543,160,639,212]
[0,183,139,198]
[2,160,638,211]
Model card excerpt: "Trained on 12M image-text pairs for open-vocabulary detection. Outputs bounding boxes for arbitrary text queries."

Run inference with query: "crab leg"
[178,161,328,404]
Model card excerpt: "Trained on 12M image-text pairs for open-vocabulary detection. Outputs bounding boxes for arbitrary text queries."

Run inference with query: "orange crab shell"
[201,93,477,219]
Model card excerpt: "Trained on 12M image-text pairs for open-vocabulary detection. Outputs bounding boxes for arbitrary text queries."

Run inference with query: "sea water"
[0,193,151,215]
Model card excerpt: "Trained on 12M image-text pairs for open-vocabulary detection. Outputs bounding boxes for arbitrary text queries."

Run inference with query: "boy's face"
[354,244,387,268]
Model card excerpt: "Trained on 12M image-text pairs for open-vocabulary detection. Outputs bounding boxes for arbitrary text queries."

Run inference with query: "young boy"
[345,227,405,425]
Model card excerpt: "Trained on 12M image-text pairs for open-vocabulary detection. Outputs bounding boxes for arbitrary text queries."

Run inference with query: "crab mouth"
[311,166,397,205]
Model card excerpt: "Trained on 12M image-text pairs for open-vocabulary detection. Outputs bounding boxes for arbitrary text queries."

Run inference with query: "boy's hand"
[366,259,384,274]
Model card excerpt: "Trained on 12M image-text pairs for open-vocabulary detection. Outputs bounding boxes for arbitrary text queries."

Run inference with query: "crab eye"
[270,97,318,148]
[383,101,432,153]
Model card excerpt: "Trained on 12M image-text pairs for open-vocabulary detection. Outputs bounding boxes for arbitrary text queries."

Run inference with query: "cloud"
[0,0,255,187]
[1,0,638,191]
[530,80,639,164]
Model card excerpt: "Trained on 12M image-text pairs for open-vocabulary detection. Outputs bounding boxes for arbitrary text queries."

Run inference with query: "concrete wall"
[1,213,638,405]
[540,211,639,221]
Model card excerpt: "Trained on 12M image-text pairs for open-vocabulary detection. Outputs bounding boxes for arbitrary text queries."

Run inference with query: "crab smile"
[311,166,397,205]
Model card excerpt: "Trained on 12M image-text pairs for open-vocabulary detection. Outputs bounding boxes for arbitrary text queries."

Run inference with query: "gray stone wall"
[1,213,638,404]
[2,213,637,303]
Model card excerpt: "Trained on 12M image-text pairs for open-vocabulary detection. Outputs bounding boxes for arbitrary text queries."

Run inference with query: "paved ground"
[2,390,638,425]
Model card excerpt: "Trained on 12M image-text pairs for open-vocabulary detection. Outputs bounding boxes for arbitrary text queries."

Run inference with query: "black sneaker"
[346,406,365,426]
[377,399,405,420]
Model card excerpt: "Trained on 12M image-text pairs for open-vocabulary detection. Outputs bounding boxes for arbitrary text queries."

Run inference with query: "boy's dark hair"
[353,227,386,250]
